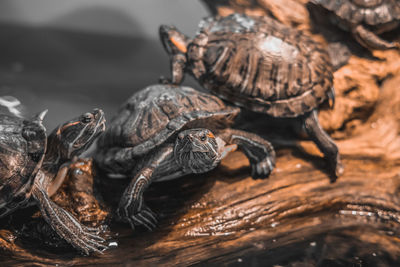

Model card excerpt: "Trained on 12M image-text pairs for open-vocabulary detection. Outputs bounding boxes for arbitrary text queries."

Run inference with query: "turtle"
[159,13,343,178]
[0,97,107,255]
[310,0,400,50]
[94,84,276,231]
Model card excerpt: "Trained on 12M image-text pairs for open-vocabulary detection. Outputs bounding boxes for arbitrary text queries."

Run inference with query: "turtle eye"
[200,133,207,141]
[80,113,93,123]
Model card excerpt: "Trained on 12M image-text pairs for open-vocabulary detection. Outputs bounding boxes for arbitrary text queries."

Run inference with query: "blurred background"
[0,0,208,129]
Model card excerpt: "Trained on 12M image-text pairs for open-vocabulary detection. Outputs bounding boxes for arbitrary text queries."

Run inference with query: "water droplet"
[109,241,118,247]
[295,163,302,168]
[237,258,243,262]
[271,222,279,228]
[310,241,316,247]
[372,253,377,257]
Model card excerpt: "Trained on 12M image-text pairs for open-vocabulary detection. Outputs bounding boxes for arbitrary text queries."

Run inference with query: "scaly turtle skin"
[159,13,343,178]
[311,0,400,50]
[95,84,276,231]
[0,97,107,255]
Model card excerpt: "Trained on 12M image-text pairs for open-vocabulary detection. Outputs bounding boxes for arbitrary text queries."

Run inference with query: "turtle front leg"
[219,129,276,179]
[352,24,400,50]
[32,171,107,255]
[117,145,174,231]
[46,163,69,196]
[160,53,186,85]
[302,110,344,179]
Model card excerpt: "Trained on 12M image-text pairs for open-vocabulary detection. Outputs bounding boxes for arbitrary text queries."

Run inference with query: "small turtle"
[0,98,107,254]
[159,13,343,178]
[94,84,275,231]
[311,0,400,50]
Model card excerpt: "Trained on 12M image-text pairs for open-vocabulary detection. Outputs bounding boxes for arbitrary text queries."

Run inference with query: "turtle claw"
[329,154,344,181]
[55,208,108,255]
[83,227,107,242]
[84,226,102,234]
[75,234,108,256]
[138,213,157,230]
[125,207,158,231]
[251,157,275,179]
[118,196,158,231]
[142,209,158,225]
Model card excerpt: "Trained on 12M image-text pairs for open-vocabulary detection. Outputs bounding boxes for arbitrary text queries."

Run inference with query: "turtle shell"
[99,84,240,155]
[0,112,46,215]
[187,14,334,118]
[312,0,400,26]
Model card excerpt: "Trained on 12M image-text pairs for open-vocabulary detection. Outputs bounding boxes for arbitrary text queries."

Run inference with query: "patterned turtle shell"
[98,84,240,155]
[312,0,400,28]
[0,112,47,214]
[187,14,333,118]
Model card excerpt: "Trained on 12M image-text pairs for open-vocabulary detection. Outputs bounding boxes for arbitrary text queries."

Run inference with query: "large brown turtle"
[159,13,343,178]
[94,84,275,231]
[311,0,400,50]
[0,96,107,254]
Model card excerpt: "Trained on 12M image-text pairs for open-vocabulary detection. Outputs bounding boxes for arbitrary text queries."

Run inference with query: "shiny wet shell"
[187,14,334,118]
[312,0,400,26]
[98,84,240,156]
[0,113,46,214]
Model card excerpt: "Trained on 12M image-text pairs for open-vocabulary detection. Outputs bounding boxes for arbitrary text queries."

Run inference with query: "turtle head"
[174,128,221,173]
[159,25,189,56]
[49,109,106,160]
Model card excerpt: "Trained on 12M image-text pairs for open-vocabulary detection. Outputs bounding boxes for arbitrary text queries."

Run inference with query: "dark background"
[0,0,208,129]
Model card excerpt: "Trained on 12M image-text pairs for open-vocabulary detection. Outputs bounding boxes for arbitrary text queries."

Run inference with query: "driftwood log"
[1,0,400,265]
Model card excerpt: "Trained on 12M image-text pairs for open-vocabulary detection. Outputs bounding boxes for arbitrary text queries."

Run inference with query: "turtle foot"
[72,225,108,255]
[117,197,158,231]
[251,156,275,179]
[48,203,108,255]
[331,156,344,181]
[33,186,108,255]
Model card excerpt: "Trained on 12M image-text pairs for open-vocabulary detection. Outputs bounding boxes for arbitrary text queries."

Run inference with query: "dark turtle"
[311,0,400,50]
[0,97,107,254]
[94,84,275,231]
[159,13,343,178]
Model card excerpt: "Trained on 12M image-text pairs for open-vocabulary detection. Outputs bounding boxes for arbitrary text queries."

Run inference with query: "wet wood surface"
[1,0,400,266]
